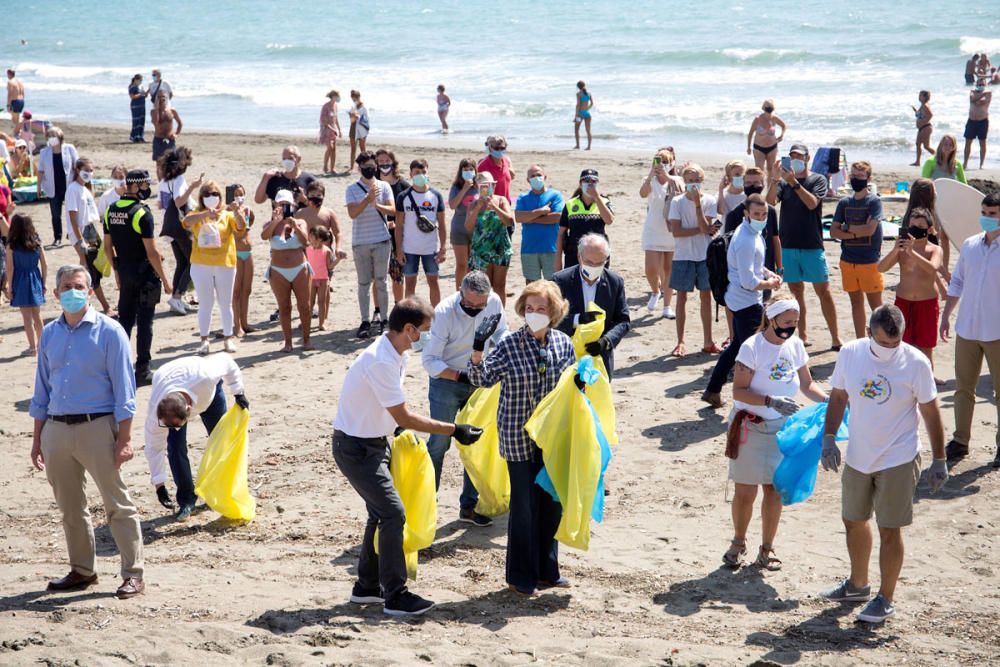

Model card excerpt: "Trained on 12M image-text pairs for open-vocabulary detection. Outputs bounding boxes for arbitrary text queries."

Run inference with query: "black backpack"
[706,230,734,318]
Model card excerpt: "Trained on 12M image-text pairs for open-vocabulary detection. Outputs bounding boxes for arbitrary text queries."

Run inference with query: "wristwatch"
[791,182,802,191]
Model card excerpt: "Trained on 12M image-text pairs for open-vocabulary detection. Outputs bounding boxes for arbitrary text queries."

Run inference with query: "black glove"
[573,373,587,391]
[453,423,484,445]
[234,393,250,410]
[156,484,174,510]
[393,426,407,437]
[578,311,599,325]
[472,314,502,352]
[455,371,471,385]
[585,336,611,357]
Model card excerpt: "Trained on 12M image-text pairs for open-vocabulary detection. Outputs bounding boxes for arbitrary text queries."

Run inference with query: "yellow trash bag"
[92,241,112,278]
[455,384,510,517]
[377,430,437,580]
[569,302,618,446]
[194,405,256,522]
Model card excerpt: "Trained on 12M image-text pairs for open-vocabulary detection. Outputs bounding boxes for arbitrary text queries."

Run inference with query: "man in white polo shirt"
[332,297,482,618]
[819,305,947,623]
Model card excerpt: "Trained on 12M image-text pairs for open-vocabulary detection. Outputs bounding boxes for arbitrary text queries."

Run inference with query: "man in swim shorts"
[6,69,24,132]
[963,78,992,171]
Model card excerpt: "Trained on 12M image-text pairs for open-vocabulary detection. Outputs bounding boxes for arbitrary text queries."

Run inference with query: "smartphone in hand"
[780,156,792,171]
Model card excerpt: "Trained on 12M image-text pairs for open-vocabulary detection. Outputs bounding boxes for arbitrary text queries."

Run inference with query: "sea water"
[4,0,1000,166]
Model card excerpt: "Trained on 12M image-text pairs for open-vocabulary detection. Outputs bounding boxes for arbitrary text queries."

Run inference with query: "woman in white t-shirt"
[65,157,113,314]
[639,147,683,319]
[723,295,827,571]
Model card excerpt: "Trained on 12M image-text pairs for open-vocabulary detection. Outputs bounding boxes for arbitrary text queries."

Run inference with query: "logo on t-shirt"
[768,358,795,383]
[860,374,892,404]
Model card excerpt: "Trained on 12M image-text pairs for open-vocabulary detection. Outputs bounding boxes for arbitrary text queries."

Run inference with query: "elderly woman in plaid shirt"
[468,280,576,596]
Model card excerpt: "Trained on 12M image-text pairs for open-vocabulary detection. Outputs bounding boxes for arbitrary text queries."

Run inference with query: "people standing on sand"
[103,170,173,386]
[515,164,565,283]
[910,91,933,166]
[574,81,594,151]
[143,353,249,521]
[966,54,980,85]
[151,93,182,162]
[147,69,172,103]
[820,304,947,624]
[346,151,395,338]
[65,157,114,316]
[940,192,1000,468]
[558,168,614,271]
[6,69,24,132]
[36,126,77,246]
[157,147,203,315]
[422,270,507,526]
[963,78,992,170]
[716,160,747,218]
[29,264,145,600]
[254,145,316,210]
[295,181,345,253]
[436,85,450,133]
[553,234,631,376]
[448,158,478,289]
[668,163,719,357]
[702,194,783,408]
[747,99,786,177]
[3,214,46,354]
[468,281,575,596]
[319,90,341,175]
[333,297,482,616]
[375,148,408,309]
[830,161,884,340]
[348,90,370,170]
[720,294,827,570]
[766,143,842,350]
[97,165,126,224]
[182,180,247,355]
[723,167,782,293]
[466,172,514,305]
[920,136,965,268]
[128,74,147,143]
[228,184,256,337]
[307,225,336,330]
[640,147,683,319]
[478,135,515,202]
[395,159,447,306]
[262,189,311,352]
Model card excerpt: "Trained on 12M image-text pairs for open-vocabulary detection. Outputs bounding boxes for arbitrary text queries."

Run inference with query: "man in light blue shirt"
[515,165,564,282]
[422,270,507,526]
[29,264,145,600]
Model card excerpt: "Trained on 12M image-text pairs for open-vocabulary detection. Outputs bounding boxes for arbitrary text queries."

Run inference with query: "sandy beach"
[1,121,999,666]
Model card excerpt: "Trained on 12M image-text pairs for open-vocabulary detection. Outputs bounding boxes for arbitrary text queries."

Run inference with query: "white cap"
[14,139,27,148]
[274,189,295,204]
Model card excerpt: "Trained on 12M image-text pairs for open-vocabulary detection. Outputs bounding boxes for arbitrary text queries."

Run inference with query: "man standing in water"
[963,77,992,171]
[6,69,24,132]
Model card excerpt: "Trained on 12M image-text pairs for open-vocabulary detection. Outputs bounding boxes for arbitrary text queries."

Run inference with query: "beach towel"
[194,405,256,522]
[455,384,510,517]
[772,403,849,505]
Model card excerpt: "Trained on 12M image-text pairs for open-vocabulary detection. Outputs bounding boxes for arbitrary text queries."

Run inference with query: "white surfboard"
[934,178,984,248]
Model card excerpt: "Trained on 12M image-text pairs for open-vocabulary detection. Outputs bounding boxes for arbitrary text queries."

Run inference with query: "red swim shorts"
[894,296,939,350]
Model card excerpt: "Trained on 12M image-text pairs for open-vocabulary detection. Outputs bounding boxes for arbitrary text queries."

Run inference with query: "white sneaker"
[168,297,187,315]
[223,338,237,354]
[197,340,210,355]
[647,292,660,313]
[663,306,676,320]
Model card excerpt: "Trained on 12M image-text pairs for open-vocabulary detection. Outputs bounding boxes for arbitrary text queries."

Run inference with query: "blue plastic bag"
[772,403,848,506]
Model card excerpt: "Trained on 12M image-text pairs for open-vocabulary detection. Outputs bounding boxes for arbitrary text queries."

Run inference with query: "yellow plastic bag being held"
[569,302,618,446]
[377,430,437,580]
[92,241,112,278]
[194,405,256,522]
[455,384,510,517]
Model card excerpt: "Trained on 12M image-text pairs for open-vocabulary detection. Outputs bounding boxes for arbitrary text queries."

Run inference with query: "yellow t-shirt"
[188,210,241,268]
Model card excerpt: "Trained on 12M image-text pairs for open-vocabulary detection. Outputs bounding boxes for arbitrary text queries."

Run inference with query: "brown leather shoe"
[47,570,98,591]
[116,577,145,599]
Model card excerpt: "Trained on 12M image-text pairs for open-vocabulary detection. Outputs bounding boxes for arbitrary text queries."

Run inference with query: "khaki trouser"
[41,416,144,579]
[954,335,1000,447]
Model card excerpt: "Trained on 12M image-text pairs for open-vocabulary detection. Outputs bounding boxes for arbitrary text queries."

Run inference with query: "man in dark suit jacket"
[552,233,630,376]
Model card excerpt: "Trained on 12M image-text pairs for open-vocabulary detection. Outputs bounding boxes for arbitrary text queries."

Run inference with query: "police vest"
[566,197,599,217]
[103,197,148,234]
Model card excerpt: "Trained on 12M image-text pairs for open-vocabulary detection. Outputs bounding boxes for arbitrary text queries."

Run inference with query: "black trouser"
[117,265,160,374]
[169,235,192,296]
[506,450,561,590]
[130,102,145,141]
[49,194,65,242]
[167,382,226,508]
[707,303,763,393]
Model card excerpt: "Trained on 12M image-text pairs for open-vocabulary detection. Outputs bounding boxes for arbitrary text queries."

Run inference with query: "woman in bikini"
[746,99,786,177]
[910,90,934,167]
[318,90,341,176]
[436,84,450,133]
[573,80,594,150]
[263,189,312,352]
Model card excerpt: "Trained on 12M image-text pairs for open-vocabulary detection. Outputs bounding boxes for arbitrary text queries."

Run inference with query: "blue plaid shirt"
[467,326,575,462]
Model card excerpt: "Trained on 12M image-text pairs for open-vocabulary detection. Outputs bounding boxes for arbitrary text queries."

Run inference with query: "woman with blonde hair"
[466,170,514,304]
[319,90,341,175]
[468,280,576,595]
[746,99,786,177]
[639,146,683,318]
[918,137,966,271]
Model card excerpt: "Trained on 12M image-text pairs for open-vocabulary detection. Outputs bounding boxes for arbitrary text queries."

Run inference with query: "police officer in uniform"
[103,170,173,385]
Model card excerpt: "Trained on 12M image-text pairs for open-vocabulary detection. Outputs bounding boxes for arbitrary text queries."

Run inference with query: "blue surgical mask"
[529,176,545,191]
[581,182,592,194]
[59,288,88,314]
[411,330,431,353]
[461,170,476,181]
[412,174,429,188]
[732,176,744,189]
[790,159,806,173]
[489,148,505,159]
[748,218,767,233]
[685,183,701,192]
[981,215,1000,233]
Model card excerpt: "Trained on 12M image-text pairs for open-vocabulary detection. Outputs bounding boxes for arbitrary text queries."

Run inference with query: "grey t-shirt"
[448,184,475,239]
[345,180,392,246]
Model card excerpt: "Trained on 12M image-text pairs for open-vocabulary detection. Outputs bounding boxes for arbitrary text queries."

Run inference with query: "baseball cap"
[789,143,809,156]
[274,189,295,204]
[579,168,599,181]
[126,169,150,184]
[14,139,27,148]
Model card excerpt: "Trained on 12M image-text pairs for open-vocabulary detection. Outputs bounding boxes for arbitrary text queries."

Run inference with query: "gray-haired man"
[422,270,507,525]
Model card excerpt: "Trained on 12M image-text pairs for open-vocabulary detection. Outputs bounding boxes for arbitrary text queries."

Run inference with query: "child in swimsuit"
[229,184,256,336]
[306,225,338,330]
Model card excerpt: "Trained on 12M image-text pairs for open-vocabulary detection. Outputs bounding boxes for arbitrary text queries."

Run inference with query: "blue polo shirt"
[516,188,565,254]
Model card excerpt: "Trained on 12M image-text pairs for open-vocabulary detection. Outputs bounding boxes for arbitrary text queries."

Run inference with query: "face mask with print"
[980,215,1000,233]
[79,171,93,183]
[59,288,88,314]
[731,176,744,189]
[412,174,429,188]
[581,264,604,282]
[203,195,221,209]
[748,217,767,233]
[281,158,296,172]
[869,339,900,362]
[525,312,549,333]
[462,170,476,181]
[773,323,796,339]
[529,176,545,191]
[378,164,393,174]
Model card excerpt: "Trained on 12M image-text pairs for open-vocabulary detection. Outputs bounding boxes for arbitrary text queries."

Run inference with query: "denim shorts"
[669,259,710,292]
[403,253,439,277]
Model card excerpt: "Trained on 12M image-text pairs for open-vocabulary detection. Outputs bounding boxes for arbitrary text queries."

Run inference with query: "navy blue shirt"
[834,193,883,264]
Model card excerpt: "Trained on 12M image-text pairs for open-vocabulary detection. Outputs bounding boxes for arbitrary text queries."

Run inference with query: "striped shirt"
[345,180,392,246]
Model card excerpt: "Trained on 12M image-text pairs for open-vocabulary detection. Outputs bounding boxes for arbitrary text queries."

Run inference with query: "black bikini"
[753,143,777,156]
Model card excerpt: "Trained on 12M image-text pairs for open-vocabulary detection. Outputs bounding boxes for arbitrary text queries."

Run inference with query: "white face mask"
[235,195,245,206]
[47,136,60,147]
[112,178,126,189]
[281,158,296,172]
[79,171,93,183]
[203,195,221,209]
[869,339,900,362]
[581,263,604,282]
[525,312,550,333]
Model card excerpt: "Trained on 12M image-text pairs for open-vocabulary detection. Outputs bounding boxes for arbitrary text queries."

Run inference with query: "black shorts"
[965,73,975,85]
[965,118,989,141]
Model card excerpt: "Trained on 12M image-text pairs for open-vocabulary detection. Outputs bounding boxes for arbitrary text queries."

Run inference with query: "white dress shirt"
[422,291,507,378]
[948,232,1000,342]
[333,335,407,438]
[143,353,244,485]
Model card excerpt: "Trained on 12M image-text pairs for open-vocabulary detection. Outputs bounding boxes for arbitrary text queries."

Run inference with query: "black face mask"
[460,303,484,318]
[378,164,393,173]
[308,196,323,206]
[136,186,152,200]
[743,184,764,196]
[360,166,377,179]
[850,177,869,193]
[763,106,774,113]
[907,225,929,239]
[773,324,796,340]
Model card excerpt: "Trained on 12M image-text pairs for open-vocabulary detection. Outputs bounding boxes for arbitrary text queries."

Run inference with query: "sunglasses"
[537,347,549,375]
[203,192,221,197]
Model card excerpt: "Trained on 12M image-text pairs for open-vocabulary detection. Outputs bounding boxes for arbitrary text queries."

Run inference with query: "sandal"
[671,343,686,357]
[722,538,746,569]
[701,343,723,354]
[753,544,782,571]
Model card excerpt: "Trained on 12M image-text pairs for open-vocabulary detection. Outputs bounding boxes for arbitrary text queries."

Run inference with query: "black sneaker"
[156,485,175,510]
[349,582,384,604]
[384,591,434,617]
[376,320,388,336]
[135,369,153,387]
[459,507,493,527]
[357,321,371,339]
[945,440,969,464]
